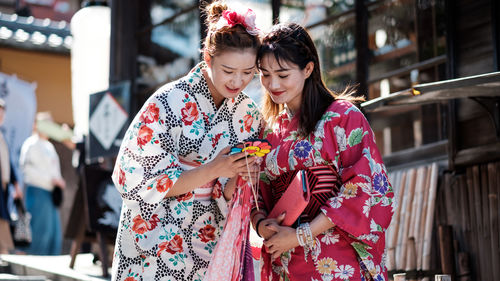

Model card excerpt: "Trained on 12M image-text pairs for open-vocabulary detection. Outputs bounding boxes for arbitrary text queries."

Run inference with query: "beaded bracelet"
[296,223,314,248]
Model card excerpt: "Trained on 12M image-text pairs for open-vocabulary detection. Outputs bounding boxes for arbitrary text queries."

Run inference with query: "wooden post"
[435,275,451,281]
[271,0,280,25]
[480,164,493,280]
[97,232,110,278]
[457,252,471,281]
[438,225,455,279]
[466,167,480,280]
[354,0,369,98]
[472,166,489,280]
[423,163,439,273]
[199,0,213,54]
[394,273,406,281]
[488,163,500,280]
[491,0,500,71]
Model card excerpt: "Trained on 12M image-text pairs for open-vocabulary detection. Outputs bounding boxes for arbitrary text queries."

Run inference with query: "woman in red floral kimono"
[111,2,263,281]
[251,23,395,281]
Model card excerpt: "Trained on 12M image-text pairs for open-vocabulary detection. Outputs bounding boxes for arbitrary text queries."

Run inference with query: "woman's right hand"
[209,146,257,179]
[258,213,286,240]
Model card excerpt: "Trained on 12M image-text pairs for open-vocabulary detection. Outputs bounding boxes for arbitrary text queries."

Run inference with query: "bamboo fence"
[387,160,500,281]
[386,163,439,280]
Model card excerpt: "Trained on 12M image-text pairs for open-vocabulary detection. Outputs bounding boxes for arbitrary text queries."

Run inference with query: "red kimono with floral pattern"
[258,100,394,281]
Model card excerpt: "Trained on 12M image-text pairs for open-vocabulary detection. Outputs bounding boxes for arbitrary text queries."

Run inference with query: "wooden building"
[3,0,490,279]
[112,1,499,280]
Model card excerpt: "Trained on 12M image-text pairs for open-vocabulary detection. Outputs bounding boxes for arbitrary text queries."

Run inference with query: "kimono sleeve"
[320,102,394,247]
[112,93,183,221]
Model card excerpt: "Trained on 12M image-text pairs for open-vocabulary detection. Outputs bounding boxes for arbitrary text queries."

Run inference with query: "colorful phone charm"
[230,138,272,157]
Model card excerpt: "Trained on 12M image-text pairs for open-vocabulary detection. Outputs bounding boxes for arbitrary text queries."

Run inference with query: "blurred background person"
[0,98,23,254]
[19,112,66,255]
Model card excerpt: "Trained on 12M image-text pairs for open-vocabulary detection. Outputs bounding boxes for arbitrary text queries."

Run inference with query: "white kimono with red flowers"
[111,62,261,281]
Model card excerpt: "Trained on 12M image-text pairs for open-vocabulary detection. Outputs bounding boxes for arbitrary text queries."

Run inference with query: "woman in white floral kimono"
[110,2,263,280]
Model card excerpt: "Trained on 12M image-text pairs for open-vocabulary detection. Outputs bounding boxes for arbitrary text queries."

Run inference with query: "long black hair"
[257,22,363,137]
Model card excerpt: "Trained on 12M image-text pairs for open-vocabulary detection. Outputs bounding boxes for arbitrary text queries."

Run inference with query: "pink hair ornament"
[215,8,260,36]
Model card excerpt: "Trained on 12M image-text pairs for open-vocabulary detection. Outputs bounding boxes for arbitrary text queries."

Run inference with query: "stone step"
[0,254,109,281]
[0,274,47,281]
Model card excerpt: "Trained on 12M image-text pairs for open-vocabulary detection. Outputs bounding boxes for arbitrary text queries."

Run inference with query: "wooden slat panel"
[488,162,500,280]
[480,165,493,280]
[465,167,481,280]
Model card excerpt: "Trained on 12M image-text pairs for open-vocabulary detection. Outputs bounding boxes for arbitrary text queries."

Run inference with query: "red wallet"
[268,170,310,226]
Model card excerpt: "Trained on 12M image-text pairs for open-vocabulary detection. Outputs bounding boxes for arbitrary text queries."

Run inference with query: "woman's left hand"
[263,225,299,259]
[239,161,260,184]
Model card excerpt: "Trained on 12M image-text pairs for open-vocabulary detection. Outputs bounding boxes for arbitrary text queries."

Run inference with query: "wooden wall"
[436,162,500,281]
[0,47,73,126]
[455,0,495,77]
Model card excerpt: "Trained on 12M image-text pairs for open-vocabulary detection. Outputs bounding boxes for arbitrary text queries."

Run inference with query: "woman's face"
[205,48,257,106]
[259,54,313,113]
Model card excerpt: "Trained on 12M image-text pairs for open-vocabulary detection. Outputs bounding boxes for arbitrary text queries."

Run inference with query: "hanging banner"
[0,72,37,183]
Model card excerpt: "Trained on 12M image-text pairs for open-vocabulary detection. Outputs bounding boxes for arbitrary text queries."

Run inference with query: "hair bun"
[205,1,228,26]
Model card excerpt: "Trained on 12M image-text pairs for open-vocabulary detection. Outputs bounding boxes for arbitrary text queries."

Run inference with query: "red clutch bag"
[268,170,310,226]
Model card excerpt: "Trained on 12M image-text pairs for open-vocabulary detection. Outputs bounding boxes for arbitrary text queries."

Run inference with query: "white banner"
[0,72,37,184]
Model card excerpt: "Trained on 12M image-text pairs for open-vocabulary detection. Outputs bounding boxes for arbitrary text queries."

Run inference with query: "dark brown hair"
[203,1,261,57]
[257,22,364,137]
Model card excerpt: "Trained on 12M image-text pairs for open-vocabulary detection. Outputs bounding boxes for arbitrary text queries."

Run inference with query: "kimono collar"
[283,104,300,122]
[184,61,208,86]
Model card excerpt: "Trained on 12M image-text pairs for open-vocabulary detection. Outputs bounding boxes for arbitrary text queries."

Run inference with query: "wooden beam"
[454,143,500,167]
[368,55,447,84]
[362,72,500,113]
[381,140,448,169]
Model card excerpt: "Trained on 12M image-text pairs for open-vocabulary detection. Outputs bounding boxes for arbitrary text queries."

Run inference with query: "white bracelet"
[302,223,314,248]
[296,225,306,247]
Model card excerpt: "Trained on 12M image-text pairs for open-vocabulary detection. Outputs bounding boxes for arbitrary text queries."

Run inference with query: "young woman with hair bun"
[110,2,263,280]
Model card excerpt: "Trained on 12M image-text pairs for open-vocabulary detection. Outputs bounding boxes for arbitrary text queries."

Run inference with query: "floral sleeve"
[320,101,394,248]
[112,92,183,221]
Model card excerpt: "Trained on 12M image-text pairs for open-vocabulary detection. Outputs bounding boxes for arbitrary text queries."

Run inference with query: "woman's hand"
[13,182,23,199]
[257,212,285,240]
[239,159,260,184]
[166,147,257,197]
[263,224,300,259]
[52,177,66,189]
[209,147,257,179]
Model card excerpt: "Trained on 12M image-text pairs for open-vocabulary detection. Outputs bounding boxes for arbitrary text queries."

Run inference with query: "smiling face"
[204,48,257,107]
[258,54,313,113]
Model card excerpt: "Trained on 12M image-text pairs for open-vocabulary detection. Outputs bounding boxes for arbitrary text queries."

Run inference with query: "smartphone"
[230,138,272,157]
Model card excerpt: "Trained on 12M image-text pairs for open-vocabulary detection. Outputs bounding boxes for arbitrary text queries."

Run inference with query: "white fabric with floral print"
[111,62,261,281]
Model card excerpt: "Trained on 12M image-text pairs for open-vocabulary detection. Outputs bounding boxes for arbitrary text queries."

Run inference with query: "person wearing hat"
[0,98,22,254]
[19,111,66,255]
